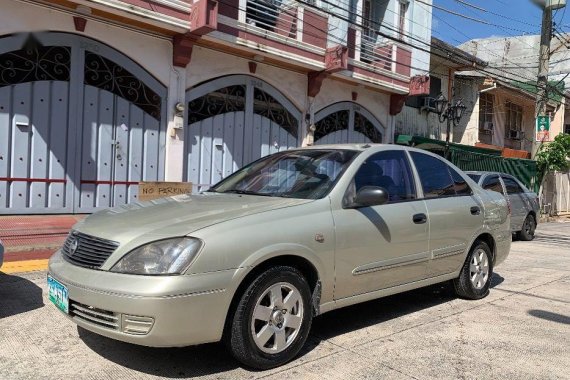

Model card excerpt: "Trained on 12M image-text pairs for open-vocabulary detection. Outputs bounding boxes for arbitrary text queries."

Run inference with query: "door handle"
[470,206,481,215]
[413,213,427,224]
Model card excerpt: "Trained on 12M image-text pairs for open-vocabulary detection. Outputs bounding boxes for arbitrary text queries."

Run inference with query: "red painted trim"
[0,177,67,184]
[218,24,324,62]
[348,64,410,89]
[119,0,190,20]
[80,180,139,185]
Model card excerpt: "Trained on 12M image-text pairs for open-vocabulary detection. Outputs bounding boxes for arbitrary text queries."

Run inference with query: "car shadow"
[78,273,504,376]
[0,272,44,318]
[312,272,504,342]
[528,309,570,325]
[78,327,240,376]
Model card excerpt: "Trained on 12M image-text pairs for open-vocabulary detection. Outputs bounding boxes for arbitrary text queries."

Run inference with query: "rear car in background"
[466,171,539,241]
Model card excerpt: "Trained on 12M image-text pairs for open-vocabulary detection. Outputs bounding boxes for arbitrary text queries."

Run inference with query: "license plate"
[47,275,69,314]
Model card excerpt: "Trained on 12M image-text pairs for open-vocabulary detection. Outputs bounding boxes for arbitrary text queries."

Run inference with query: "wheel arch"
[474,232,496,264]
[223,254,321,340]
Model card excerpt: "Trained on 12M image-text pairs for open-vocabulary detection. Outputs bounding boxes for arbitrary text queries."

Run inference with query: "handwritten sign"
[138,182,193,201]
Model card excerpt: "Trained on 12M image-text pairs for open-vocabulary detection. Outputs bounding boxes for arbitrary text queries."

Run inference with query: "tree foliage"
[536,133,570,178]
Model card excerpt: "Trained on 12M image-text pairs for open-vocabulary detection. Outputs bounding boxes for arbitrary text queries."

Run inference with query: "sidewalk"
[0,215,85,273]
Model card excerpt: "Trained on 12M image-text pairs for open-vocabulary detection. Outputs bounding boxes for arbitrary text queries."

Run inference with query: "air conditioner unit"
[509,129,523,140]
[421,96,436,111]
[481,121,494,132]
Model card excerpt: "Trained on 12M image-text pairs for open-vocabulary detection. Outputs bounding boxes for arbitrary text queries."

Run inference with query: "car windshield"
[210,149,359,199]
[467,174,481,183]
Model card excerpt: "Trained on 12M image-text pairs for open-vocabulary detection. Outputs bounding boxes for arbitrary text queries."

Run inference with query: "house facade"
[0,0,433,214]
[453,35,568,158]
[453,75,565,159]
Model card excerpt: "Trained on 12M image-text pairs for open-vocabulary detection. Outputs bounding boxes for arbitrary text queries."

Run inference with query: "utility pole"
[535,6,552,119]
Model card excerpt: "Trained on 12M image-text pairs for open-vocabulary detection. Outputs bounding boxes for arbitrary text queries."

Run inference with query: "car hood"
[72,193,313,244]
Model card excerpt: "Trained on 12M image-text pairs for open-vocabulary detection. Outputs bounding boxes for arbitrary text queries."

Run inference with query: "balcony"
[344,26,411,92]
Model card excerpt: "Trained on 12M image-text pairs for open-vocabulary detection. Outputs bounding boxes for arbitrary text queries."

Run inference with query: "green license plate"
[47,275,69,314]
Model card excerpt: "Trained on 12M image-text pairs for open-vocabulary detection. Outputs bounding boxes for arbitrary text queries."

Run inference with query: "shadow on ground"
[78,272,504,377]
[528,309,570,325]
[0,272,44,318]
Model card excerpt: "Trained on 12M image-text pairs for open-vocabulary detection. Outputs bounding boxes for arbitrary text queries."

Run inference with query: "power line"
[418,0,536,34]
[452,0,541,29]
[219,0,568,105]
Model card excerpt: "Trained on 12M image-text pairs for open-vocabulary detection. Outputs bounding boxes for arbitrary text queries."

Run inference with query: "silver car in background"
[48,145,511,369]
[466,171,539,241]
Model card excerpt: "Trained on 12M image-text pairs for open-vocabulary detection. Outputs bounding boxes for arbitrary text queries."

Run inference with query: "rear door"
[409,152,484,277]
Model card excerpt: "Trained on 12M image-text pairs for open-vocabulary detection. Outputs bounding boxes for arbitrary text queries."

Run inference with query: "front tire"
[453,241,493,300]
[226,266,313,370]
[518,214,536,241]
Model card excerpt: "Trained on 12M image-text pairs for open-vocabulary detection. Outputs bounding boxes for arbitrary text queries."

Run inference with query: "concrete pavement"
[0,222,569,379]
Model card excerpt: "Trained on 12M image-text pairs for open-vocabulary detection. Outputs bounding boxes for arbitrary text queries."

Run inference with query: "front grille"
[70,301,119,330]
[62,231,119,269]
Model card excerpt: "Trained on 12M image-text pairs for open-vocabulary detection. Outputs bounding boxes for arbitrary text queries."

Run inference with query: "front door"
[332,150,430,300]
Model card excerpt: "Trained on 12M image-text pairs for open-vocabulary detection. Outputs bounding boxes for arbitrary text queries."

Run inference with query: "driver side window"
[349,150,417,203]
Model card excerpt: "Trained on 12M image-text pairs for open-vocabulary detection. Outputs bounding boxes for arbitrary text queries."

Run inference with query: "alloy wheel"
[470,248,489,290]
[251,282,304,354]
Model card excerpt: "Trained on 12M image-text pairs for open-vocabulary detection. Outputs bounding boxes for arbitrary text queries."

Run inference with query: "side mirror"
[350,186,389,208]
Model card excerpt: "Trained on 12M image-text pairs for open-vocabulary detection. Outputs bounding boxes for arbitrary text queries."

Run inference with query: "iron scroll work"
[354,111,382,143]
[84,51,162,120]
[188,85,299,139]
[314,110,382,143]
[0,44,71,87]
[188,85,246,124]
[314,110,349,142]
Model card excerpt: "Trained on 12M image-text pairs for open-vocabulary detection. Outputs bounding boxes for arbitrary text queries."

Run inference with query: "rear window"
[467,174,481,183]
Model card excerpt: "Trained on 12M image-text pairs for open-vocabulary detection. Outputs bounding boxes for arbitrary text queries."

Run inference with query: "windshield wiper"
[223,189,273,196]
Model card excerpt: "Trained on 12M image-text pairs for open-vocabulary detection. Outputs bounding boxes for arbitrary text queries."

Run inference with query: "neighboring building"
[0,0,433,214]
[394,37,486,141]
[453,74,564,159]
[454,35,568,158]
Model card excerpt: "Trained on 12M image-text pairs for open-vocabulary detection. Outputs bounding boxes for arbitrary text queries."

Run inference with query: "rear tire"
[226,266,313,370]
[453,241,493,300]
[518,214,536,241]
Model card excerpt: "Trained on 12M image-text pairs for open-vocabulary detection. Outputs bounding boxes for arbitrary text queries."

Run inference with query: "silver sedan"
[466,171,539,241]
[48,145,511,369]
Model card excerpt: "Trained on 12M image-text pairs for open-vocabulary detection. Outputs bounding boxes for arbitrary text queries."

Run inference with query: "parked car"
[466,171,539,241]
[48,145,511,369]
[0,239,4,269]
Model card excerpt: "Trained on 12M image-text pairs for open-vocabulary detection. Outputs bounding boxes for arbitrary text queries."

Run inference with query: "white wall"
[186,47,308,111]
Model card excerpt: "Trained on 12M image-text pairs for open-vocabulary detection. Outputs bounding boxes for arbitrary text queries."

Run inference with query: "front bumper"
[48,250,242,347]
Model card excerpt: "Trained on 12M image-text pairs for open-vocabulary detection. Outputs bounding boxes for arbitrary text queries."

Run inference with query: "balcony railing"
[349,27,412,78]
[236,0,328,50]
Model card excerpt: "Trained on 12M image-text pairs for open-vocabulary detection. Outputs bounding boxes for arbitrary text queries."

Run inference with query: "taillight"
[507,200,512,215]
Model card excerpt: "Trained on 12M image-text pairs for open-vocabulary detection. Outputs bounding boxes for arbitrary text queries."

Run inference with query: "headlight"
[110,238,202,275]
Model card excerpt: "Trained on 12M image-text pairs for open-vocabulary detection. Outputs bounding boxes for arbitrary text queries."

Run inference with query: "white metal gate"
[0,33,167,214]
[314,102,385,145]
[185,75,301,192]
